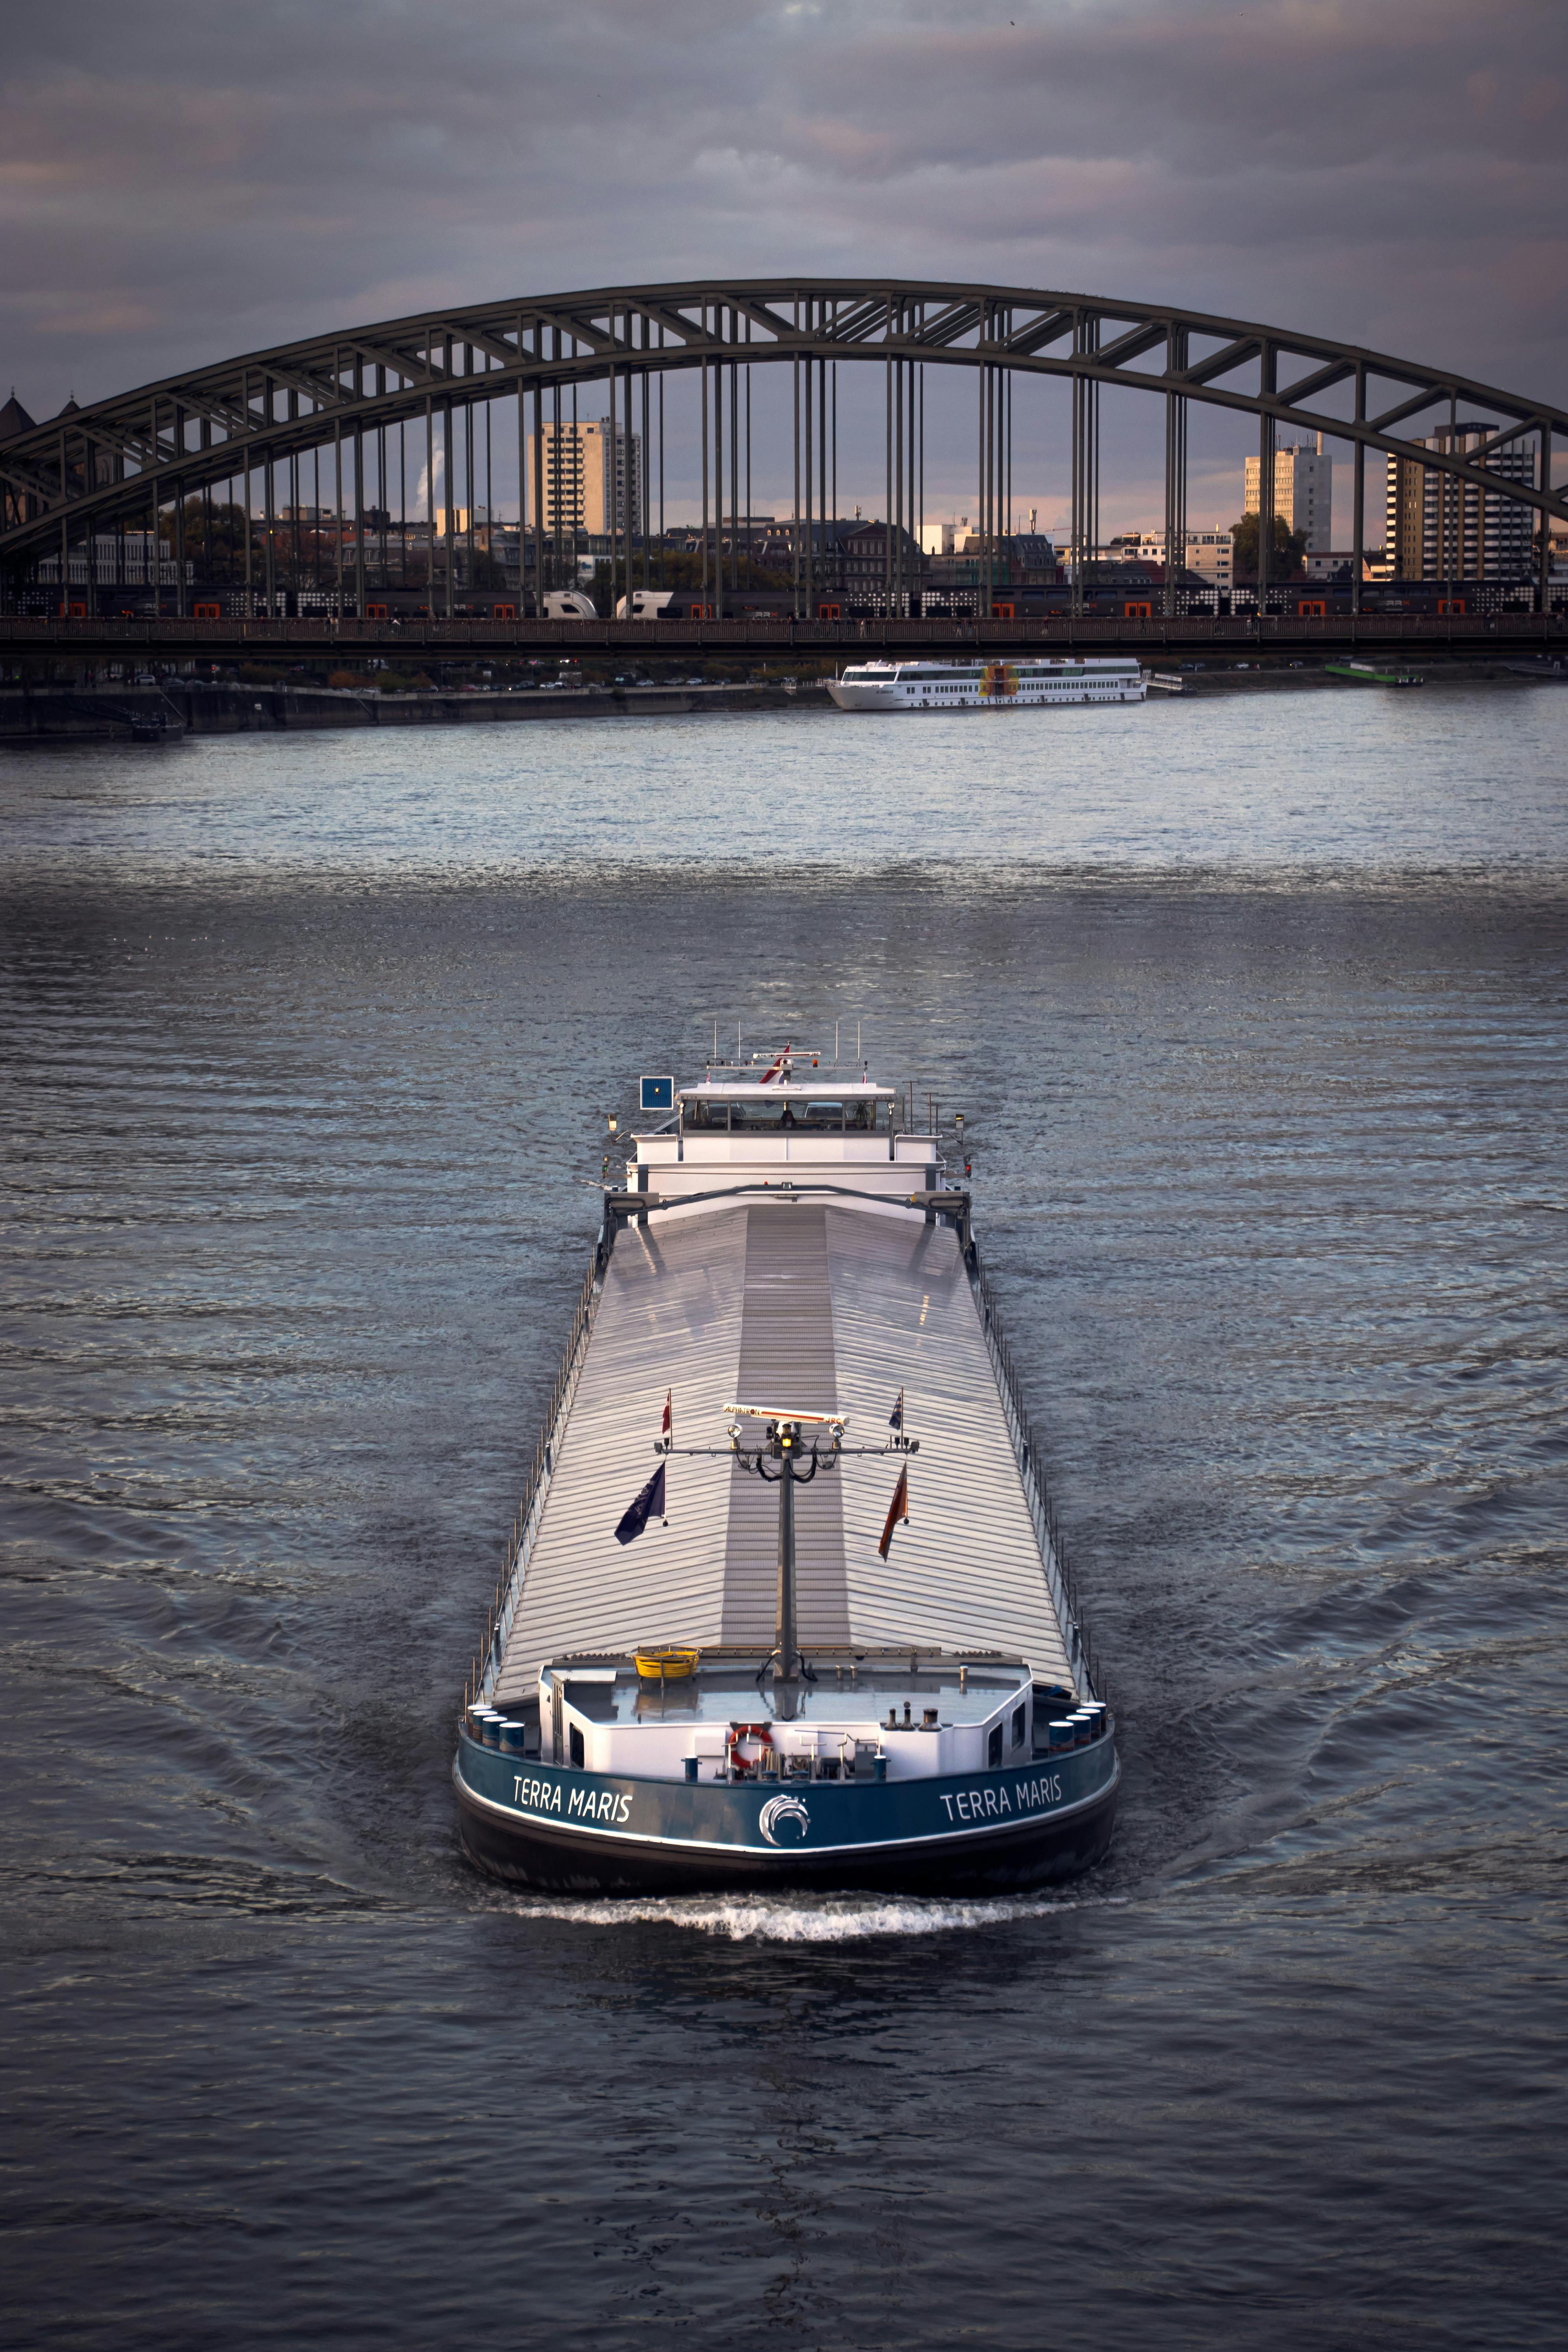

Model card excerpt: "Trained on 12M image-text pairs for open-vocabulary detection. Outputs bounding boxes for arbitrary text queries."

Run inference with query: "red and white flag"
[661,1388,672,1447]
[878,1464,909,1560]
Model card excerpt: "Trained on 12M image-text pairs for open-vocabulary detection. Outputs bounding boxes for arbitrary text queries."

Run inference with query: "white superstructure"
[827,657,1146,711]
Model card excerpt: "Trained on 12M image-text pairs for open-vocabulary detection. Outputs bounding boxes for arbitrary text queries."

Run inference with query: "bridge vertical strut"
[1352,361,1365,617]
[713,323,724,623]
[1542,425,1553,637]
[803,303,812,622]
[1257,342,1274,615]
[355,413,366,623]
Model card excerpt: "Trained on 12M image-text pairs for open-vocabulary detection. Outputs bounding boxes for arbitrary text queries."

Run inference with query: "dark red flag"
[878,1464,909,1560]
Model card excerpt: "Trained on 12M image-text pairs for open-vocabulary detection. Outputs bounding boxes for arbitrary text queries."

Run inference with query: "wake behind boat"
[827,657,1147,710]
[453,1047,1119,1895]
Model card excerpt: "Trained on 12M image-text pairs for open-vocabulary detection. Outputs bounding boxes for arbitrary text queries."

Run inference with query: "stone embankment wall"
[0,680,823,742]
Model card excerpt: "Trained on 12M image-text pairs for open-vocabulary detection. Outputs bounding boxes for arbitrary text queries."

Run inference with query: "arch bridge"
[2,276,1564,629]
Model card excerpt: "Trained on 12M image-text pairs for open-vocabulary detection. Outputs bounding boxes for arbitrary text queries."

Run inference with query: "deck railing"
[465,1230,606,1713]
[966,1237,1104,1704]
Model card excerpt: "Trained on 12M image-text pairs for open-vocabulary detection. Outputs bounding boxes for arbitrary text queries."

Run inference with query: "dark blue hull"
[453,1730,1119,1896]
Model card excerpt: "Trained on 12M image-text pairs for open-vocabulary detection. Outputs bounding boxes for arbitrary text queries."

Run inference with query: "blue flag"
[889,1388,904,1432]
[614,1460,666,1545]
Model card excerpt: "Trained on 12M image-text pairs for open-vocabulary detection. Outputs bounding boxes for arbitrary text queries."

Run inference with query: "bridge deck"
[4,611,1564,665]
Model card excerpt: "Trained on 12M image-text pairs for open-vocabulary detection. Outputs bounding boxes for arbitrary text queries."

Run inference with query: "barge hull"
[454,1746,1118,1898]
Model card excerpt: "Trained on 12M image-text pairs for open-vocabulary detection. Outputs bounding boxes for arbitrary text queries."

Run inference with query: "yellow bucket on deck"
[635,1646,700,1683]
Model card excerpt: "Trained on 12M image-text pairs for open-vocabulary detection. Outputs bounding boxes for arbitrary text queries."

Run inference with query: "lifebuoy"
[727,1722,774,1778]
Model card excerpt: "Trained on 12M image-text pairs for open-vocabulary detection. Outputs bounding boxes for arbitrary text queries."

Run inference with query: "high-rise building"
[525,417,642,539]
[1383,424,1534,580]
[1244,440,1334,552]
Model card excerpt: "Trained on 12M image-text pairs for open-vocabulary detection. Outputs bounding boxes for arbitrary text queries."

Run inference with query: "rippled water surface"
[3,688,1566,2349]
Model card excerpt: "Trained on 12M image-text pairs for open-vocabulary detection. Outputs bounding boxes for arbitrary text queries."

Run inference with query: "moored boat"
[1325,659,1424,687]
[827,657,1147,710]
[453,1048,1118,1895]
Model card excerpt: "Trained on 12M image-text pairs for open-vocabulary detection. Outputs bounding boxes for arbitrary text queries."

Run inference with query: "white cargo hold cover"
[494,1202,1070,1703]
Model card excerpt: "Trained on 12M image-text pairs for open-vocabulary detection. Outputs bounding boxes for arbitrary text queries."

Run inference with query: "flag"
[661,1388,672,1448]
[614,1460,666,1546]
[888,1387,904,1432]
[878,1464,909,1559]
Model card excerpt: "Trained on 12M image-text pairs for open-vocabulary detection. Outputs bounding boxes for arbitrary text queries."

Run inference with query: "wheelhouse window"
[682,1098,731,1131]
[681,1096,886,1132]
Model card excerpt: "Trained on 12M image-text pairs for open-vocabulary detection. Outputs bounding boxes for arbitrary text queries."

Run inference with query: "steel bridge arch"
[4,274,1564,573]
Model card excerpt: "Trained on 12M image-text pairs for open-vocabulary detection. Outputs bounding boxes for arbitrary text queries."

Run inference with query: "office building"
[1244,441,1333,551]
[526,418,641,539]
[1134,530,1234,587]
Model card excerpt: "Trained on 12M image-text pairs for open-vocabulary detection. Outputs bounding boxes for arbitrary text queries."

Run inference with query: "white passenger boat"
[453,1049,1118,1895]
[827,657,1147,711]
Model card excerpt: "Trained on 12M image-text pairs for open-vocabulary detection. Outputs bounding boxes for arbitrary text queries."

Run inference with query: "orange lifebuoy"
[727,1722,774,1777]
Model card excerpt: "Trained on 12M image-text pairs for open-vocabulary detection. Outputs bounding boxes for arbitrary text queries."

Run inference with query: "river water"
[3,684,1566,2348]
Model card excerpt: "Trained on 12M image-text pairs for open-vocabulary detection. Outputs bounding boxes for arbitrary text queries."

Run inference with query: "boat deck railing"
[966,1238,1105,1704]
[467,1229,607,1714]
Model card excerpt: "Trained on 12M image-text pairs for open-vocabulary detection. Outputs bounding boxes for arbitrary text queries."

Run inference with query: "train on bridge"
[21,577,1560,629]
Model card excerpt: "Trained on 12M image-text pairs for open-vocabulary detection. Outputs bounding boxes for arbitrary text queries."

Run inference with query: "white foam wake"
[505,1890,1124,1942]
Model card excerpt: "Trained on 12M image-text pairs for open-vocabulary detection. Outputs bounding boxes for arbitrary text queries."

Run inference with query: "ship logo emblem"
[758,1794,811,1846]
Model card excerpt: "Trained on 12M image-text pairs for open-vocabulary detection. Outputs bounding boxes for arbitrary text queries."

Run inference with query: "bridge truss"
[3,276,1564,621]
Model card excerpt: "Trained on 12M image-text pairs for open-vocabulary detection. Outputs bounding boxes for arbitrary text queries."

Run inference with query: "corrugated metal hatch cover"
[495,1203,1069,1703]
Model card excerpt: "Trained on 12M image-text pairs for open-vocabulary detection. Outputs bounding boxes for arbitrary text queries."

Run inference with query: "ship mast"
[761,1416,814,1713]
[725,1407,915,1715]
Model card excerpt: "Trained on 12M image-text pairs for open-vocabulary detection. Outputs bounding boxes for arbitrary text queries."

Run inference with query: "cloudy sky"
[4,0,1564,532]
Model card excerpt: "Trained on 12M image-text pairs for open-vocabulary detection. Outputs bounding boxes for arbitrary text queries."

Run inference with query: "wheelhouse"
[679,1082,895,1133]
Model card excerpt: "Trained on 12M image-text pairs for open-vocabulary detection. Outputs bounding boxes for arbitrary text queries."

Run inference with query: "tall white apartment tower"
[526,417,642,539]
[1244,439,1334,552]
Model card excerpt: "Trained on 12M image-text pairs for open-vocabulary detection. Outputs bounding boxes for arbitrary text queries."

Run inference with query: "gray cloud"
[2,0,1564,528]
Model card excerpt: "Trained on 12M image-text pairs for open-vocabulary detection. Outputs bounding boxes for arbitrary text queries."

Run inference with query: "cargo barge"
[453,1049,1118,1895]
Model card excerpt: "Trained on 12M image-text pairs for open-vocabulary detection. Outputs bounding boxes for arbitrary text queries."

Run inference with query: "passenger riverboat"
[827,657,1147,711]
[453,1049,1119,1895]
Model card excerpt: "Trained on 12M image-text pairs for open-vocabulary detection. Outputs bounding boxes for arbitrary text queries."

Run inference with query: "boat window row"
[683,1098,884,1131]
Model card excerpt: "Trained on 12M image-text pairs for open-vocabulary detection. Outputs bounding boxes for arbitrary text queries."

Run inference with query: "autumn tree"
[1230,512,1308,580]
